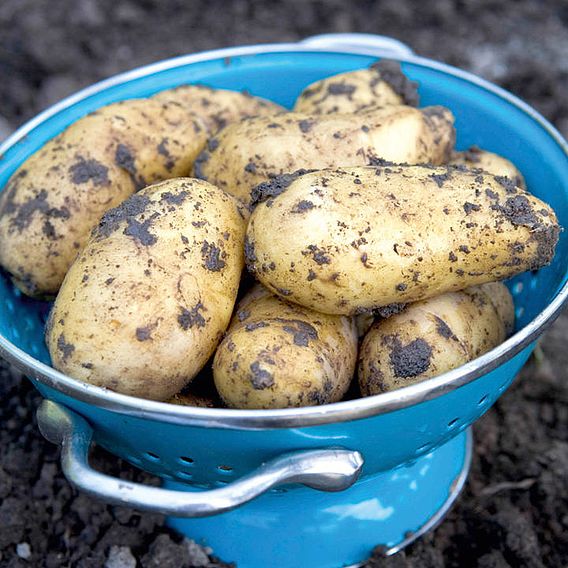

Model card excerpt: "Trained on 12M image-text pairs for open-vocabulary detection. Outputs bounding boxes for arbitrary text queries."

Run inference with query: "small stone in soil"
[184,538,211,567]
[105,545,137,568]
[16,542,31,560]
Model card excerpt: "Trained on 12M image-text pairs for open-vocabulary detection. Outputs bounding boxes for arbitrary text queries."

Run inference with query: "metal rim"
[1,41,567,430]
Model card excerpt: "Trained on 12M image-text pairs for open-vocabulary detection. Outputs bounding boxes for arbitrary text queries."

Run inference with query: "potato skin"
[294,60,419,115]
[246,165,559,315]
[46,178,245,401]
[449,146,526,189]
[196,106,455,207]
[358,282,514,395]
[213,285,358,409]
[153,84,285,132]
[0,99,207,298]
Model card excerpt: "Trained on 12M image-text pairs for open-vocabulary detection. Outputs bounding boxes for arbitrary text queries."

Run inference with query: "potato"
[449,146,526,189]
[45,178,245,400]
[294,60,419,115]
[246,165,559,315]
[168,390,220,408]
[0,99,208,298]
[195,105,455,208]
[213,285,357,409]
[358,282,514,395]
[0,84,282,299]
[152,84,285,132]
[167,366,223,407]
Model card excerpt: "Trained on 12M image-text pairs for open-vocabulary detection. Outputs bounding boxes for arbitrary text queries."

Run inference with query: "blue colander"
[0,34,567,568]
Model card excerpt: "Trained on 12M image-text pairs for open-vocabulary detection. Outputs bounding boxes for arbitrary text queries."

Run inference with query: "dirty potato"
[294,60,419,114]
[152,84,285,133]
[167,390,220,408]
[246,165,559,315]
[449,146,526,189]
[0,84,281,299]
[358,282,515,395]
[195,106,455,208]
[0,98,208,298]
[213,285,358,409]
[167,369,223,407]
[46,178,245,400]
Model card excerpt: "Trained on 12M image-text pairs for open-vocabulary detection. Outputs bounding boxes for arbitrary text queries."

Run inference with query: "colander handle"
[300,33,414,58]
[37,400,364,517]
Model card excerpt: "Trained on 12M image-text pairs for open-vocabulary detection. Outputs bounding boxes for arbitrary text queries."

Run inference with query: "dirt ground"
[0,1,567,566]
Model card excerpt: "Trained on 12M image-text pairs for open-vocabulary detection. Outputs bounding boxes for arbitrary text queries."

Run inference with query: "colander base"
[166,429,471,568]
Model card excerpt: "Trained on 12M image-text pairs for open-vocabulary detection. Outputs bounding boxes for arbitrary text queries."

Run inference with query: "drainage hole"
[177,471,193,481]
[144,452,160,462]
[178,456,195,466]
[447,418,460,429]
[512,281,523,295]
[478,395,489,406]
[217,465,233,475]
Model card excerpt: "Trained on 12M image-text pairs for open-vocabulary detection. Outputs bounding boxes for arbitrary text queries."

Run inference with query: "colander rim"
[1,41,567,430]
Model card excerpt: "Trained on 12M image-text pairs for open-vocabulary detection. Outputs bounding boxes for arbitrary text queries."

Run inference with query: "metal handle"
[37,400,364,517]
[300,33,414,58]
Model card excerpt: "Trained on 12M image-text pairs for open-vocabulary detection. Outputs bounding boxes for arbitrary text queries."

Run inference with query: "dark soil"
[1,1,567,566]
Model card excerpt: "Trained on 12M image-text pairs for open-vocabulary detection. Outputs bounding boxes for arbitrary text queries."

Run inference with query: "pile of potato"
[0,61,560,409]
